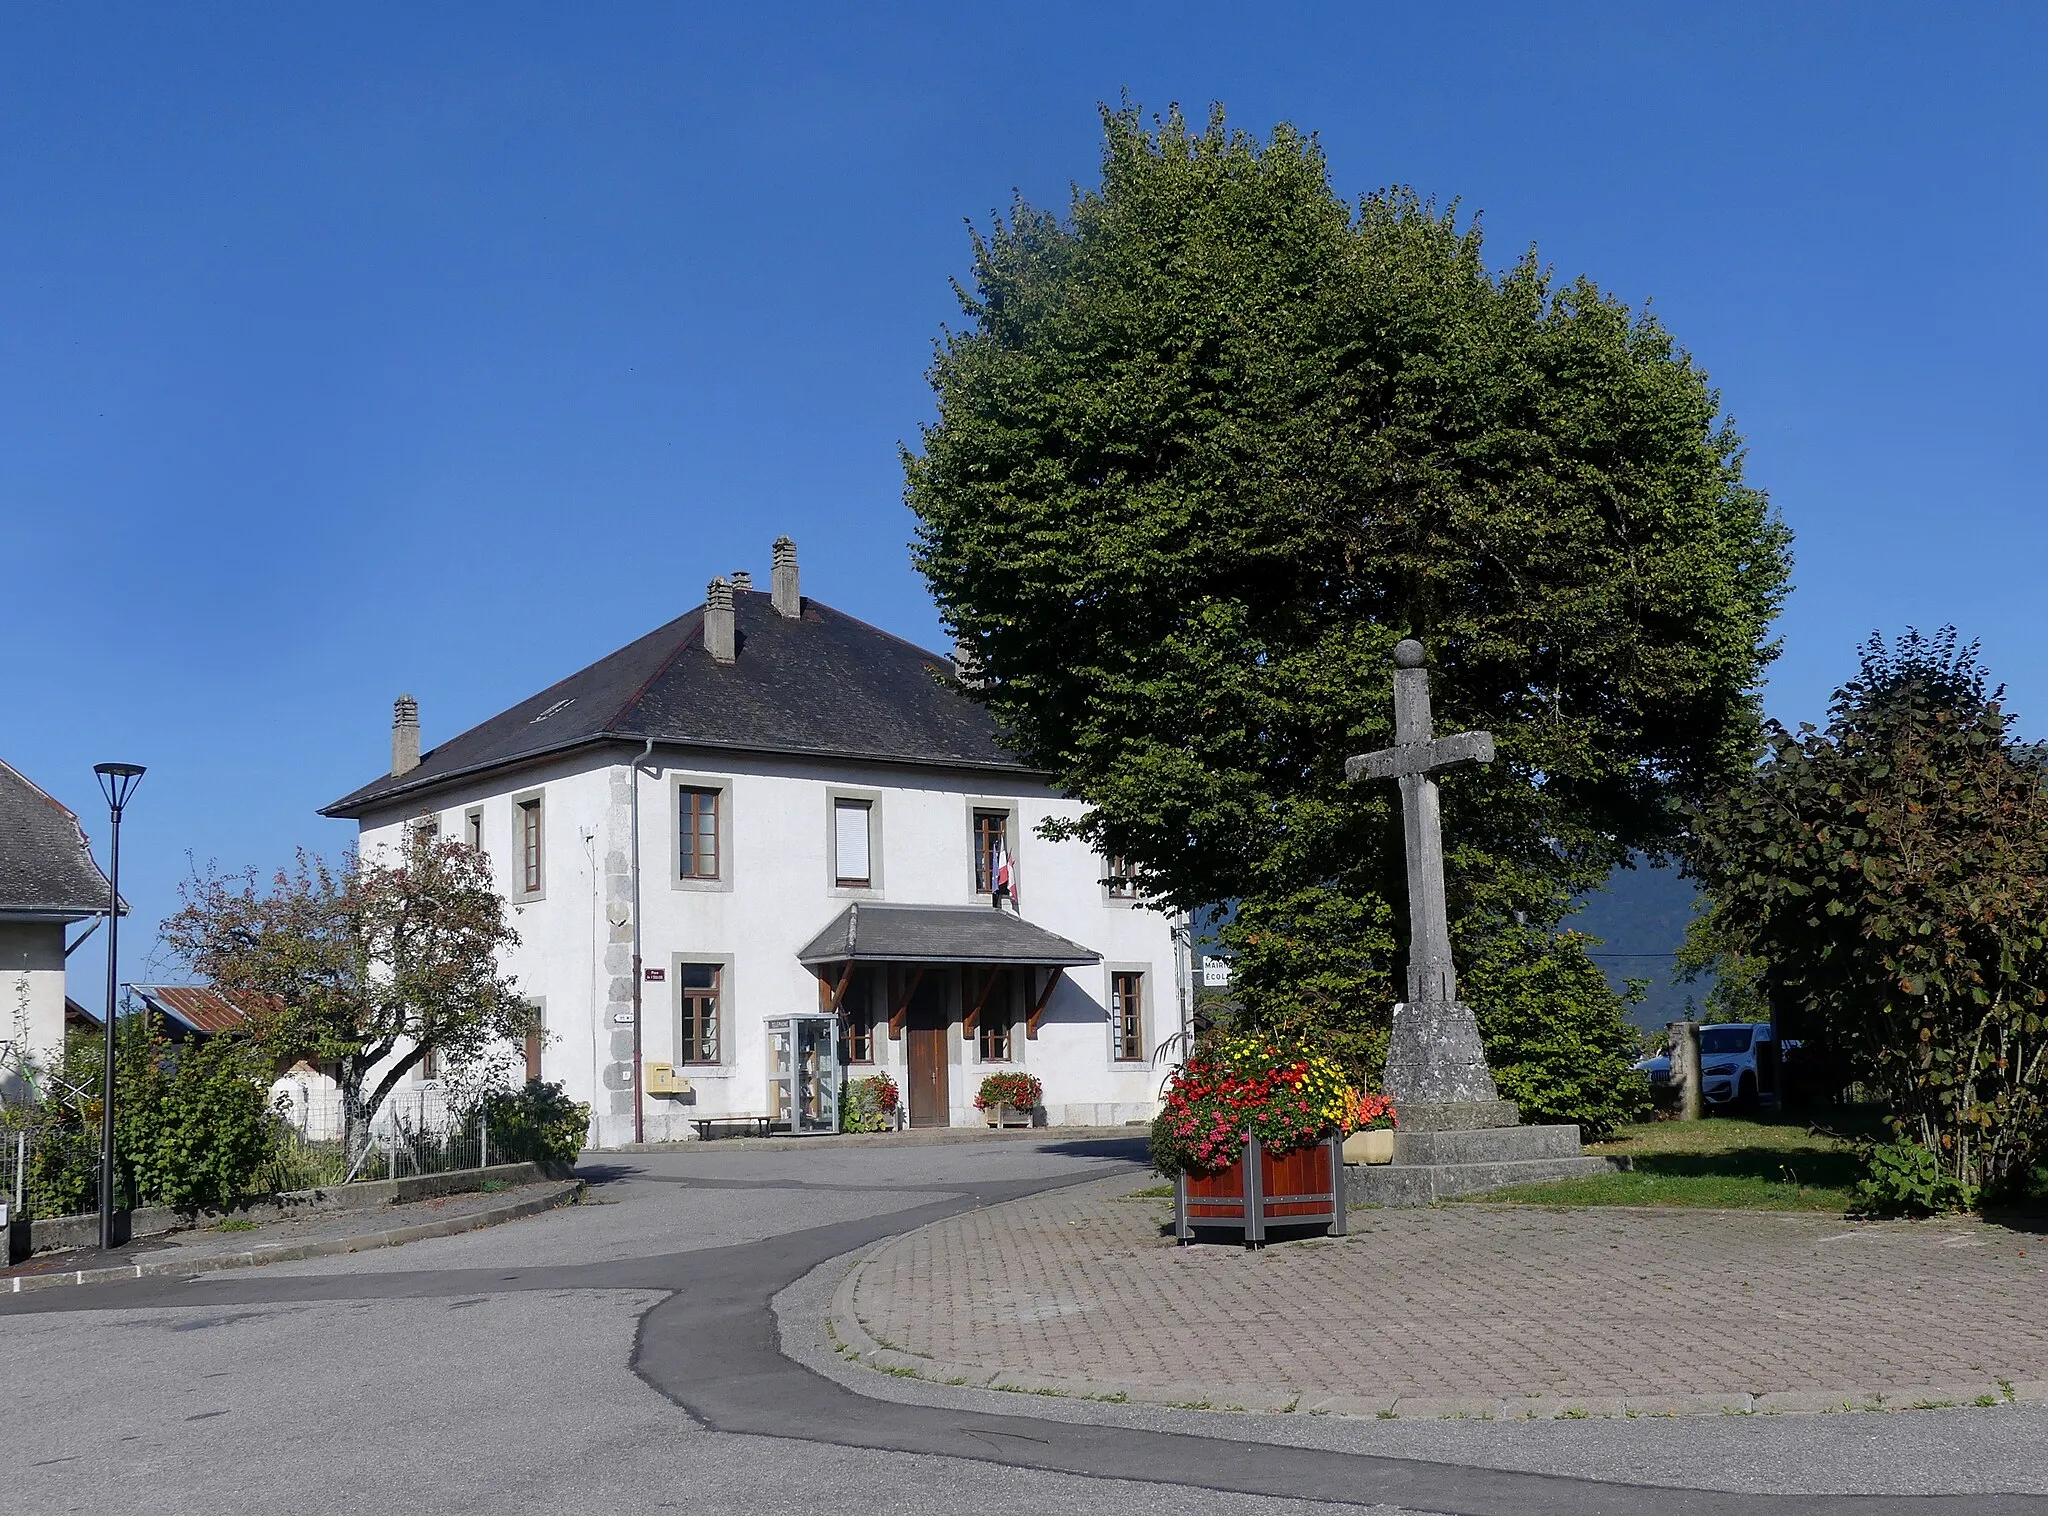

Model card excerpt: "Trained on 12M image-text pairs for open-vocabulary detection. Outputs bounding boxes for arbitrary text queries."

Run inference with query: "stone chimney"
[391,694,421,776]
[704,576,736,664]
[731,570,755,591]
[770,536,800,619]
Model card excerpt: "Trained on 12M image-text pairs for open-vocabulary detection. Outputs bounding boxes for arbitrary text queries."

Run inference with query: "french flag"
[993,842,1016,908]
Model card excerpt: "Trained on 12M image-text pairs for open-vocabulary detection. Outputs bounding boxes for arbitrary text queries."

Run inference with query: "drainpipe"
[629,738,654,1144]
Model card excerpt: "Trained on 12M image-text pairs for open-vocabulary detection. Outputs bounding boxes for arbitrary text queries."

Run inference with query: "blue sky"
[4,4,2042,991]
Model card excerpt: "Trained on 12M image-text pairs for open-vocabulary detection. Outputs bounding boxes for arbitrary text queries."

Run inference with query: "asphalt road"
[2,1135,2043,1516]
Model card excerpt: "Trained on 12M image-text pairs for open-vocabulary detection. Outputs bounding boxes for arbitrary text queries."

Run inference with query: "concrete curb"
[823,1186,2048,1423]
[7,1179,583,1294]
[24,1160,578,1256]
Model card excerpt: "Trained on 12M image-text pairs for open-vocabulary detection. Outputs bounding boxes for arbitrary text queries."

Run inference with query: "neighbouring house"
[0,760,114,1100]
[320,538,1187,1147]
[122,984,345,1138]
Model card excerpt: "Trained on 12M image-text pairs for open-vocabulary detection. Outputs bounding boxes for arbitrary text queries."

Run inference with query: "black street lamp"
[93,762,144,1253]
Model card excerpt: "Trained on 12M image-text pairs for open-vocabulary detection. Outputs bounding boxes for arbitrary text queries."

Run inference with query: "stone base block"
[1392,1123,1584,1166]
[1394,1100,1522,1132]
[1348,1153,1627,1207]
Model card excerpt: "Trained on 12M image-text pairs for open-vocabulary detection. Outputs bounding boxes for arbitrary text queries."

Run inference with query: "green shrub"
[122,1034,277,1212]
[18,1120,98,1218]
[1851,1137,1977,1217]
[1465,925,1654,1142]
[840,1073,899,1133]
[12,1016,275,1215]
[1693,631,2048,1199]
[1223,888,1398,1086]
[472,1079,589,1164]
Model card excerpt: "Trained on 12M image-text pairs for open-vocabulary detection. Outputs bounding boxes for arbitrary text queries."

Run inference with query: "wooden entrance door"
[905,971,951,1128]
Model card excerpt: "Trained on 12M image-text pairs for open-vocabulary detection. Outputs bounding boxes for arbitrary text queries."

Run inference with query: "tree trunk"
[341,1077,374,1180]
[1670,1020,1703,1121]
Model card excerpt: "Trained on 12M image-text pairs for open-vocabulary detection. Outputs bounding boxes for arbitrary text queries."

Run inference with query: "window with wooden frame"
[845,983,875,1064]
[464,807,485,855]
[678,787,721,881]
[522,1001,544,1081]
[415,1041,439,1082]
[977,1001,1012,1062]
[833,798,873,887]
[515,795,544,896]
[677,963,722,1064]
[1111,971,1145,1062]
[972,809,1008,894]
[1105,855,1140,899]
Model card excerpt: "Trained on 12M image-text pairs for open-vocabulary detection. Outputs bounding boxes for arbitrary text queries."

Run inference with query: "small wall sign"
[644,967,666,981]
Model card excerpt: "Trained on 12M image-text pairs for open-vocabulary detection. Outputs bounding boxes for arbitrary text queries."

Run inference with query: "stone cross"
[1347,639,1515,1123]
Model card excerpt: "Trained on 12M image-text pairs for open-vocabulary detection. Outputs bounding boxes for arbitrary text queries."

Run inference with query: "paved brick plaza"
[840,1176,2048,1418]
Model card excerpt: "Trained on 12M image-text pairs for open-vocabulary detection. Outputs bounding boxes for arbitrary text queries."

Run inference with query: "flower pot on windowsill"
[1343,1128,1395,1165]
[983,1102,1033,1129]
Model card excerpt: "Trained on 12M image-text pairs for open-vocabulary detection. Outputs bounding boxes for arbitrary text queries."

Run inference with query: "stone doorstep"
[5,1179,583,1294]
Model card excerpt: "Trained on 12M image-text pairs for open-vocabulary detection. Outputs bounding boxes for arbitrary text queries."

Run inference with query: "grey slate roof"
[323,590,1027,818]
[0,760,113,918]
[796,902,1101,967]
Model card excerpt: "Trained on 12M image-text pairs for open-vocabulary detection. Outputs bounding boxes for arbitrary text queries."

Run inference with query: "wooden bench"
[691,1115,775,1141]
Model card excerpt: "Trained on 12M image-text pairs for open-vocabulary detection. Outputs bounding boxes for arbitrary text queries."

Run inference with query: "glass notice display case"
[765,1013,840,1136]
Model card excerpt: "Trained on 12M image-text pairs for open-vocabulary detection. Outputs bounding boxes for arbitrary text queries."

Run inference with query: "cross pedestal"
[1345,640,1619,1199]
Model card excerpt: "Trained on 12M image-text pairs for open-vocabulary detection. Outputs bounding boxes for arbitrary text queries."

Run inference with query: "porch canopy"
[797,901,1101,970]
[797,902,1099,1045]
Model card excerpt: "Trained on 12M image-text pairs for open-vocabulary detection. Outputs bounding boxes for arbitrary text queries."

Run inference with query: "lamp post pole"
[93,763,144,1254]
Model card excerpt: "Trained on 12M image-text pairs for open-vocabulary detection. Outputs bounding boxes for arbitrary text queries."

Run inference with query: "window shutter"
[835,800,871,883]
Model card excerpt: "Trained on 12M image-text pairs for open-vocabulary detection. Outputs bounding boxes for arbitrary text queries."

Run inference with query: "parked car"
[1633,1023,1793,1109]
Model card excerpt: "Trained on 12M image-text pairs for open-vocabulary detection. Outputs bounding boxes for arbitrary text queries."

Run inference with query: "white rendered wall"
[0,920,70,1100]
[358,756,617,1132]
[357,744,1182,1147]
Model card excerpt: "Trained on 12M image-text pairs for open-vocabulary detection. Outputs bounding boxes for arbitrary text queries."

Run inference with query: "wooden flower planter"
[1173,1132,1348,1248]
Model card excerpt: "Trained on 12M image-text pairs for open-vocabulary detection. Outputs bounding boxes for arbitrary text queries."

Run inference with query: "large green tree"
[907,105,1789,1068]
[1693,630,2048,1196]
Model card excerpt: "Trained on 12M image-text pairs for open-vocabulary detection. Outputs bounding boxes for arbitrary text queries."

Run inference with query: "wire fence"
[271,1089,492,1188]
[3,1123,101,1223]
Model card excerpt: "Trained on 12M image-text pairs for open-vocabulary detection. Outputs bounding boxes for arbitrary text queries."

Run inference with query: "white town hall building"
[322,539,1185,1147]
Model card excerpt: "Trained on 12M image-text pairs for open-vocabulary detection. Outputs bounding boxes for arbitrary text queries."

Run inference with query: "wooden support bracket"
[962,966,1001,1040]
[1026,967,1062,1041]
[888,963,926,1042]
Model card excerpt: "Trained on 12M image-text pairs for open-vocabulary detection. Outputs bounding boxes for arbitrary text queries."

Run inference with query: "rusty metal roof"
[131,984,261,1036]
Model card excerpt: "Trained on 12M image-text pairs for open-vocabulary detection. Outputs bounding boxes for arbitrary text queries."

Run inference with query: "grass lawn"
[1464,1113,1878,1212]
